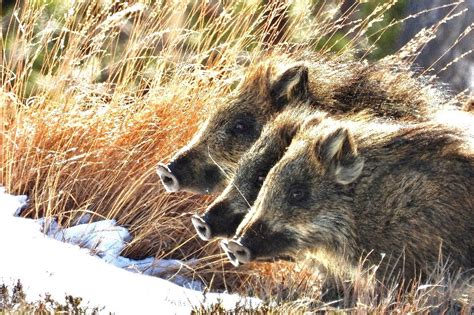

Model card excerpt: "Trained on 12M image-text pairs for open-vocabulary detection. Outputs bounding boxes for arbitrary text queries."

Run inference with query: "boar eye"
[288,188,308,204]
[233,119,248,133]
[227,114,257,138]
[256,172,266,186]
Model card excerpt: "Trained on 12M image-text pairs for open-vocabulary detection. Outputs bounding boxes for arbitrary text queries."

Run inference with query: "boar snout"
[156,163,180,192]
[220,240,240,267]
[197,200,248,240]
[225,240,252,265]
[220,240,252,266]
[223,220,298,265]
[192,206,246,241]
[191,215,212,241]
[158,150,224,194]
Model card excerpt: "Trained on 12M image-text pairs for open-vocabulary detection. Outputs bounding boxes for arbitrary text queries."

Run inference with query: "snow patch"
[0,188,259,314]
[38,216,204,290]
[44,219,131,263]
[0,187,27,217]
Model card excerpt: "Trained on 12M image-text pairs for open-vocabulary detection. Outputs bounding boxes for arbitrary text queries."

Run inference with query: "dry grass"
[1,0,472,312]
[0,280,103,313]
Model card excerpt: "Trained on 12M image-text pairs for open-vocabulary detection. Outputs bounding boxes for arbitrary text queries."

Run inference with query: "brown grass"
[1,0,472,312]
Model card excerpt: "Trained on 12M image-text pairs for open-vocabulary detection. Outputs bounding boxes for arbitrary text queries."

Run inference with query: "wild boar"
[224,116,474,283]
[157,55,450,195]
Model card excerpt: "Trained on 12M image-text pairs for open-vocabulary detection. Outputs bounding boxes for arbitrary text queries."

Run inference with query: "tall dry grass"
[1,0,472,312]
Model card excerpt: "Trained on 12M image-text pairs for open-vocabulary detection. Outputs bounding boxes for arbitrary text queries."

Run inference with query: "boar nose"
[156,163,180,192]
[191,215,212,241]
[220,240,240,267]
[226,240,252,265]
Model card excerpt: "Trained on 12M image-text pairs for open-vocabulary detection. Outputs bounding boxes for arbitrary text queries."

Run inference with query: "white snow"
[0,187,27,217]
[0,187,259,314]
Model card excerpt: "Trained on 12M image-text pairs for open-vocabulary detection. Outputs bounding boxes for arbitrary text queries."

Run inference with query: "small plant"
[0,280,103,314]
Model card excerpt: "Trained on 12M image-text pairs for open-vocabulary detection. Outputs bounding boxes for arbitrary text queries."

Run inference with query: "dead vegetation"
[0,0,472,312]
[0,280,102,313]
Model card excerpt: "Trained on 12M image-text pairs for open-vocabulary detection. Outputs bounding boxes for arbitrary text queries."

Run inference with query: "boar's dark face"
[224,123,363,266]
[158,104,263,195]
[192,108,325,241]
[157,64,311,195]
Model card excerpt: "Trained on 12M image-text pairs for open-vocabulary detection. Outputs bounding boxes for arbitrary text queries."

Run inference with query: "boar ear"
[315,128,364,185]
[278,122,300,147]
[269,65,310,109]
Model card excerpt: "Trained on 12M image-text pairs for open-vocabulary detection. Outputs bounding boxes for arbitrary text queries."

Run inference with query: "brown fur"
[233,116,474,283]
[159,53,460,195]
[200,106,374,239]
[199,106,325,238]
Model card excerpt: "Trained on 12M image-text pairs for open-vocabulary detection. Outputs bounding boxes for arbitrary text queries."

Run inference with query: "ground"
[0,187,260,314]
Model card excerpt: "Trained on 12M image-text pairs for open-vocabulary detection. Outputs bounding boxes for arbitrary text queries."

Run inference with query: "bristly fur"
[235,115,474,285]
[200,105,322,239]
[198,103,380,240]
[240,52,457,120]
[164,51,462,195]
